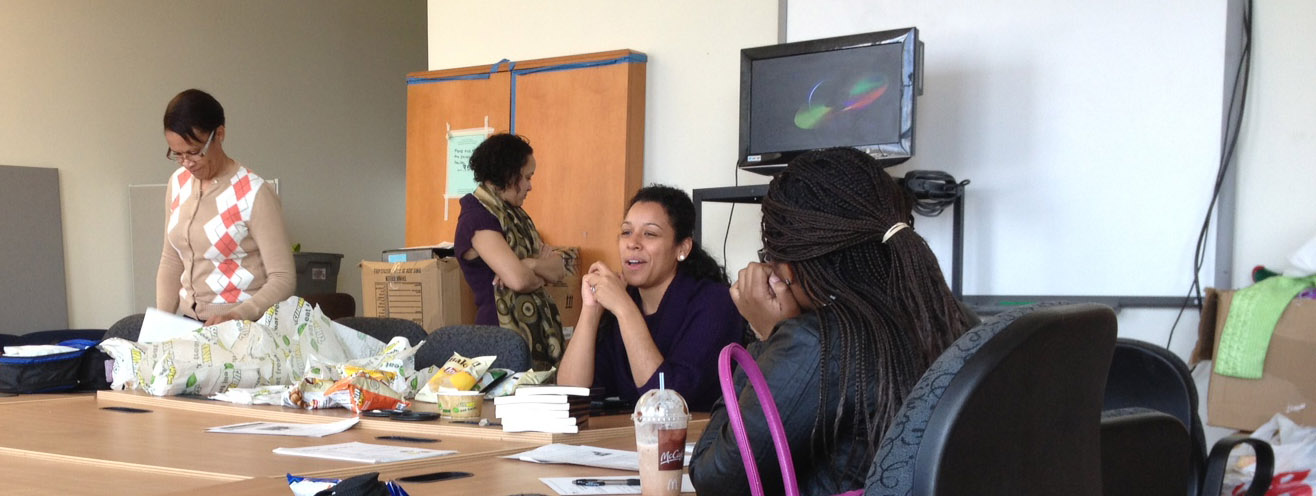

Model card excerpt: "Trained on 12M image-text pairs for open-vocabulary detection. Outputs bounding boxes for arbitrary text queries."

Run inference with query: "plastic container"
[293,252,343,297]
[437,390,483,419]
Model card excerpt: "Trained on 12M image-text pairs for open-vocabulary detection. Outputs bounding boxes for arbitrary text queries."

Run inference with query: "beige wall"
[0,0,426,328]
[427,0,780,274]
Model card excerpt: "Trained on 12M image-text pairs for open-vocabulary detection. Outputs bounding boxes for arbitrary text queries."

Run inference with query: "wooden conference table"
[0,390,709,495]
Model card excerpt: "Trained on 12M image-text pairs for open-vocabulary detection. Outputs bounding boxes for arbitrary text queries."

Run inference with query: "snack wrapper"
[99,297,357,396]
[484,367,556,398]
[99,297,426,401]
[286,377,340,409]
[208,385,292,406]
[414,353,495,403]
[286,474,410,496]
[325,373,410,413]
[476,368,512,393]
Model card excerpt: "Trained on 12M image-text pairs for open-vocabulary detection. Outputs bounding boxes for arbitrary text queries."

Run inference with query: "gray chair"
[333,317,427,347]
[13,329,105,345]
[1101,338,1274,496]
[105,313,146,342]
[417,325,530,371]
[866,302,1116,496]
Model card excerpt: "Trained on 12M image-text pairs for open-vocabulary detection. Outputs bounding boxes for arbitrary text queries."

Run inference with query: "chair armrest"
[1202,434,1274,496]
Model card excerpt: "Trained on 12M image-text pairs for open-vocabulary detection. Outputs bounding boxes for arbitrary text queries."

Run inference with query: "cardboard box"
[382,245,455,263]
[1195,287,1316,430]
[372,245,581,328]
[361,258,475,331]
[545,247,582,328]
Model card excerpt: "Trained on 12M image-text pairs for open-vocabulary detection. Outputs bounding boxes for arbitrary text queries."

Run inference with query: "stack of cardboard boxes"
[360,246,582,332]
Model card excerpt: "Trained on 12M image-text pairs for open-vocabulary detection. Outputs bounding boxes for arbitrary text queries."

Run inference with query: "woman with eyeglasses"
[689,148,975,495]
[156,89,294,326]
[555,185,745,411]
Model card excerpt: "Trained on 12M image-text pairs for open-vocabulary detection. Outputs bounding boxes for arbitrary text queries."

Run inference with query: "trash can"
[293,252,343,297]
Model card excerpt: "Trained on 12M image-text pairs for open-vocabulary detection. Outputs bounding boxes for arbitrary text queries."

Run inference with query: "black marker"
[573,478,640,486]
[375,435,439,443]
[449,419,500,426]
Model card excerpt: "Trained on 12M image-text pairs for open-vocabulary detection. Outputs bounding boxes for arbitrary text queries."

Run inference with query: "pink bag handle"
[718,343,800,496]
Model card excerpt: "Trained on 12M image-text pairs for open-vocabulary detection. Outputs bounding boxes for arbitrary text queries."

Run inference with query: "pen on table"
[574,478,641,486]
[449,419,500,426]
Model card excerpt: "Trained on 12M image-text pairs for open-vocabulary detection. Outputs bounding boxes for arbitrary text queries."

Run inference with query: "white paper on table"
[505,444,639,471]
[207,417,359,437]
[139,307,203,343]
[273,441,456,464]
[2,344,79,357]
[538,475,694,494]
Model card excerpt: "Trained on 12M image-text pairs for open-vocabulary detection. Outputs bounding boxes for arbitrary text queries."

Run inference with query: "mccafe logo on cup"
[658,428,685,470]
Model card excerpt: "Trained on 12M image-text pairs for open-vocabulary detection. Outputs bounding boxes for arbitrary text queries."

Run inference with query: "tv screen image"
[739,27,920,174]
[750,42,903,155]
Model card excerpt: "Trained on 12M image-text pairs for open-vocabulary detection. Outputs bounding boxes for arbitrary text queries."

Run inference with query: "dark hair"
[628,185,729,285]
[163,89,225,143]
[760,147,968,487]
[470,133,533,190]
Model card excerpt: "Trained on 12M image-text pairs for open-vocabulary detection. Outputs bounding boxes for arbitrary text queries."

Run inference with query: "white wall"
[428,1,1316,363]
[427,0,780,277]
[784,0,1316,361]
[0,0,427,328]
[1234,1,1316,282]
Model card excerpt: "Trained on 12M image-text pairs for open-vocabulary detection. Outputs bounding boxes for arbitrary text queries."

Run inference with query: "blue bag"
[0,339,98,394]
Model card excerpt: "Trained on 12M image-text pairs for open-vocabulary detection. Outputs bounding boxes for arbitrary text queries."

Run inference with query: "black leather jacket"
[689,313,867,496]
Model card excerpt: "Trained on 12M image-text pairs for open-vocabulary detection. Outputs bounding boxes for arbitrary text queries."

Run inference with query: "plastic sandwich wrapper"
[98,297,436,403]
[99,297,561,412]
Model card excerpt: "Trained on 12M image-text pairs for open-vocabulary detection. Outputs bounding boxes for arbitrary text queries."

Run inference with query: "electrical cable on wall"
[722,171,740,272]
[1167,0,1253,350]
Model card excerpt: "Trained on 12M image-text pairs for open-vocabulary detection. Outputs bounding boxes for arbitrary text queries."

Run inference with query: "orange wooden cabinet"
[404,50,647,325]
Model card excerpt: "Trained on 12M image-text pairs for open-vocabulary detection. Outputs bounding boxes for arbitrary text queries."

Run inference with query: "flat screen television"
[738,27,922,175]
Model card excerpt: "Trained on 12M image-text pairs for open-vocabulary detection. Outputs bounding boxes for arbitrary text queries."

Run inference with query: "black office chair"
[1101,338,1274,496]
[13,329,105,345]
[865,302,1117,496]
[105,313,146,342]
[303,292,356,320]
[416,325,531,371]
[333,317,428,347]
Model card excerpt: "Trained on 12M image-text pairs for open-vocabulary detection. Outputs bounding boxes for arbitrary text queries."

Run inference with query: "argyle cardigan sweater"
[156,163,294,322]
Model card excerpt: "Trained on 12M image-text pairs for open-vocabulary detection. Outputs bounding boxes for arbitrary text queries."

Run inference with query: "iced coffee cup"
[632,373,690,496]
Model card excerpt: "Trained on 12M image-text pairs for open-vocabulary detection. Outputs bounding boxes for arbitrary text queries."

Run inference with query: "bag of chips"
[324,372,409,413]
[414,353,494,403]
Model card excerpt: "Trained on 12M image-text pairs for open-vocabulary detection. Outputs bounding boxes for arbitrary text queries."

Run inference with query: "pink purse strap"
[718,343,800,496]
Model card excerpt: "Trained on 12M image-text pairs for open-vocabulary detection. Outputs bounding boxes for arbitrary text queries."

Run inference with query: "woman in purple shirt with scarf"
[556,185,745,411]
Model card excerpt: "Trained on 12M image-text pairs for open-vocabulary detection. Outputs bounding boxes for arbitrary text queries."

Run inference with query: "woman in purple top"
[453,134,569,370]
[557,185,746,411]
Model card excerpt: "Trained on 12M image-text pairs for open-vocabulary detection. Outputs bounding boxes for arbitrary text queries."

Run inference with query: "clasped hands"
[580,261,628,311]
[730,262,800,341]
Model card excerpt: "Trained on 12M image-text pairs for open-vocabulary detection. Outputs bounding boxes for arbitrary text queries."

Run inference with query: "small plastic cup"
[633,374,690,496]
[437,390,483,419]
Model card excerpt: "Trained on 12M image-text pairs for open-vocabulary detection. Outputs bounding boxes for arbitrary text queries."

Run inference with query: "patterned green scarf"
[472,183,564,370]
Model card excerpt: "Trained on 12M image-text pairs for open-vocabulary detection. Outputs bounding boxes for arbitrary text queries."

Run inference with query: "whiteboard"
[786,1,1227,297]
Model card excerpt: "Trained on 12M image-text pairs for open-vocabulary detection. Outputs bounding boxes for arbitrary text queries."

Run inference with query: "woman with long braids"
[557,185,745,411]
[690,148,975,495]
